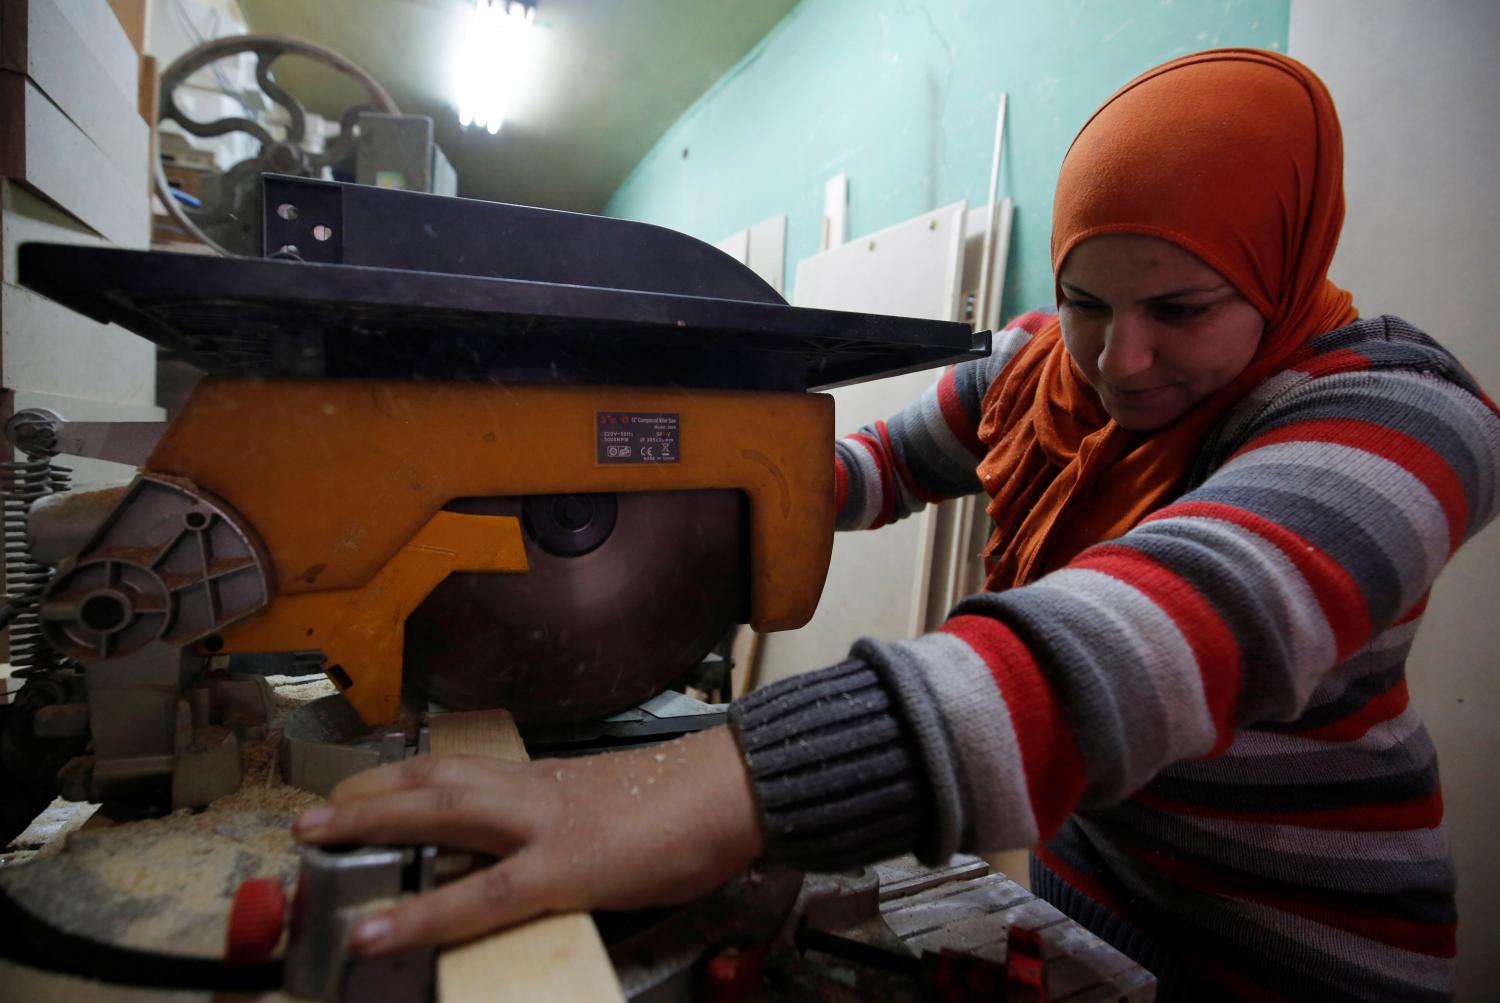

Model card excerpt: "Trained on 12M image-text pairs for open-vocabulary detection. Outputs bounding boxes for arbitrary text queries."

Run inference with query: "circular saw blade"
[404,490,745,724]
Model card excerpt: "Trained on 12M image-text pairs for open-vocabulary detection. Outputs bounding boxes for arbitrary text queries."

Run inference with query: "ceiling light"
[456,0,537,136]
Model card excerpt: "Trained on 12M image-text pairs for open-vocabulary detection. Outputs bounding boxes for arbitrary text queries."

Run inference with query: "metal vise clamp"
[283,843,438,1002]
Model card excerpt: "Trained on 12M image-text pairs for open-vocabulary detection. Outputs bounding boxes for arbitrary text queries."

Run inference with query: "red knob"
[225,877,287,963]
[704,944,768,1003]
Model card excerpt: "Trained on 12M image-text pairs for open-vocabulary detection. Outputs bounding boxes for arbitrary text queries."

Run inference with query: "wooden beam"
[428,710,625,1003]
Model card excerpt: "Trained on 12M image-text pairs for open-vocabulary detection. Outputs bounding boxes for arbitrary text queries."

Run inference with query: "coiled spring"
[2,437,71,677]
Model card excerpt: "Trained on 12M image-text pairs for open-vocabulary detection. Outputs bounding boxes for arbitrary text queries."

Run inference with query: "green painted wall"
[606,0,1289,318]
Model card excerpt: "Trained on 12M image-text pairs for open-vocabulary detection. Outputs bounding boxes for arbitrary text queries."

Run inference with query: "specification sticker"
[596,411,681,464]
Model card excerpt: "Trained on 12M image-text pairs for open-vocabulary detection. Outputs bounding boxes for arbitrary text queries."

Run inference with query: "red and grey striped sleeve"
[833,309,1052,529]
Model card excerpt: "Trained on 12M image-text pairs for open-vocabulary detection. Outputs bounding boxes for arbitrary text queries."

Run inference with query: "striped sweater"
[729,311,1500,1001]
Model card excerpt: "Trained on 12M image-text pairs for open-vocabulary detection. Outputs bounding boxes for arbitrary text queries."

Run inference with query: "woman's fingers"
[294,783,538,855]
[348,857,555,955]
[326,753,522,805]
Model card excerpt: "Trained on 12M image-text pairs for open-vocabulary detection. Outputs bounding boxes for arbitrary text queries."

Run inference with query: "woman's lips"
[1105,383,1174,406]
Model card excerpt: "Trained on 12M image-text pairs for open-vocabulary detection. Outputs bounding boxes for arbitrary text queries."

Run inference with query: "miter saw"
[1,173,984,826]
[0,178,1154,1000]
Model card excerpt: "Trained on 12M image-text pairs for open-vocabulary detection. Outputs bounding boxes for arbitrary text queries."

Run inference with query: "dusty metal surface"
[0,675,334,1001]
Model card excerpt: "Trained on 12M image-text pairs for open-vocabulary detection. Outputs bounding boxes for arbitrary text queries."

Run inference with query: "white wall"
[1290,2,1500,995]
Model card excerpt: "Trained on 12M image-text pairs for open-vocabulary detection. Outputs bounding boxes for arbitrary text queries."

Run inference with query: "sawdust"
[0,674,336,959]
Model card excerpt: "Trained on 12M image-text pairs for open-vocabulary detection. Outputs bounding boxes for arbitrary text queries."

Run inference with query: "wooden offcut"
[428,709,625,1003]
[428,708,530,762]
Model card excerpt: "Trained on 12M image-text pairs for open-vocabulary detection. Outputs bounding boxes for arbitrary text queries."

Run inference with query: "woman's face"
[1058,235,1266,430]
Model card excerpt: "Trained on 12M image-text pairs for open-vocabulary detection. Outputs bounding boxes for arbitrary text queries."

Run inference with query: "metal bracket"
[5,408,167,466]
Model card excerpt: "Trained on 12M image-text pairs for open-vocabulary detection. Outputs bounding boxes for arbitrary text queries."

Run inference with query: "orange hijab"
[979,49,1359,589]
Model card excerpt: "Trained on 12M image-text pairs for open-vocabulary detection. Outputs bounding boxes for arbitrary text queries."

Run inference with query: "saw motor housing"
[43,379,834,723]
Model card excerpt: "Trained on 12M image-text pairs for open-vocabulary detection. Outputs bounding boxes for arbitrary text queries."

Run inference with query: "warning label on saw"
[596,412,681,464]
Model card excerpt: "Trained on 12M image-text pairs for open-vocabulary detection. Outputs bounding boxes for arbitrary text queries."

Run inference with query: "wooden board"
[427,709,529,762]
[428,710,625,1003]
[51,0,139,100]
[747,213,787,295]
[2,281,157,405]
[714,212,787,295]
[821,173,848,251]
[728,623,763,697]
[0,0,150,185]
[0,73,150,248]
[1,177,111,286]
[713,227,749,264]
[139,55,159,197]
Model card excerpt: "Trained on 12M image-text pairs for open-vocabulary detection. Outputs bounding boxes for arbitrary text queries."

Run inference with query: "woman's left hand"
[292,725,764,955]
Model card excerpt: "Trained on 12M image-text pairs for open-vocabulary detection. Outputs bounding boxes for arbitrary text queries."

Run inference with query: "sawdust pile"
[0,674,335,957]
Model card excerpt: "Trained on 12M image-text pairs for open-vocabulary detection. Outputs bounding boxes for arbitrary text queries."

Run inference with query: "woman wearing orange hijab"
[298,51,1499,1000]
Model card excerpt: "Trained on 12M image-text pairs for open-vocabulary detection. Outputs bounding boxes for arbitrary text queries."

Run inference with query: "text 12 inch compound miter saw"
[2,175,986,824]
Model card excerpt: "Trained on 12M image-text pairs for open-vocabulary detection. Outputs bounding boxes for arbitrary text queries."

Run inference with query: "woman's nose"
[1098,314,1155,381]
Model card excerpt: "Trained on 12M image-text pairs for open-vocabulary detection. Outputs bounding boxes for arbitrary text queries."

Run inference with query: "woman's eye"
[1154,302,1208,321]
[1064,297,1105,313]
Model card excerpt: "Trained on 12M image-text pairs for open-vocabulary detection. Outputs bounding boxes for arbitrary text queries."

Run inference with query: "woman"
[294,50,1500,1000]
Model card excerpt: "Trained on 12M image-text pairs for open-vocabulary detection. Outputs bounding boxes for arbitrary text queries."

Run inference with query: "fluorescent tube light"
[456,0,537,135]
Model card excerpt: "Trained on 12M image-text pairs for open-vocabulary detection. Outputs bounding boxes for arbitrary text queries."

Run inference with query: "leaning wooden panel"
[0,74,149,248]
[428,710,625,1003]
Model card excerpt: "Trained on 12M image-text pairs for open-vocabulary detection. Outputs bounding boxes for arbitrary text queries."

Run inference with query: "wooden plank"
[713,227,748,264]
[427,708,529,762]
[0,0,150,184]
[1,175,154,417]
[919,198,1017,621]
[971,93,1007,337]
[139,54,159,198]
[821,173,848,251]
[747,212,786,295]
[717,215,787,294]
[0,73,150,247]
[440,914,625,1003]
[983,197,1013,332]
[1,177,110,286]
[428,710,625,1003]
[728,624,762,697]
[50,0,138,100]
[2,281,157,406]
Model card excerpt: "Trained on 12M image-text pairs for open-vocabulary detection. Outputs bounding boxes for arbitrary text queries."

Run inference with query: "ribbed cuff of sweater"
[728,658,931,872]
